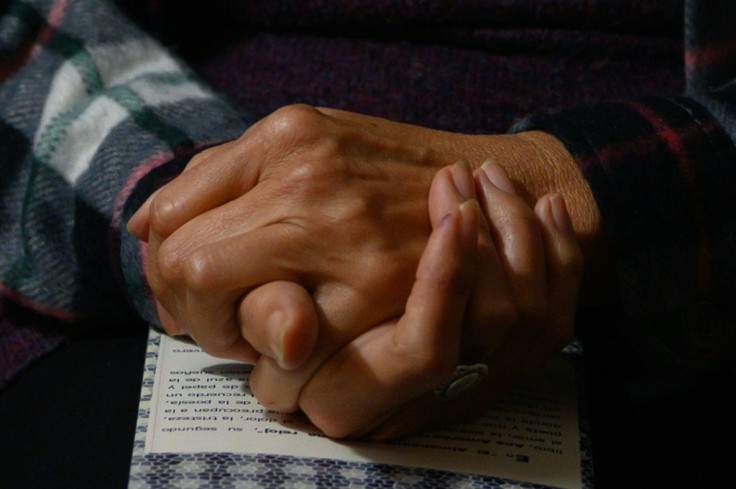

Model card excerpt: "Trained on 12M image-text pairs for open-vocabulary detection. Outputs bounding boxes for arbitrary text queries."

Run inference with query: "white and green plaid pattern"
[0,0,248,321]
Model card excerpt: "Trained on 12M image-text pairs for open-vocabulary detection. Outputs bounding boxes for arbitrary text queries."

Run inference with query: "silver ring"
[433,363,489,401]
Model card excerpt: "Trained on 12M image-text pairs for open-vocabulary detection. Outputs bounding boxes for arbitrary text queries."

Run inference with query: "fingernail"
[481,157,497,167]
[127,207,144,235]
[481,161,515,194]
[269,310,287,367]
[459,200,479,251]
[451,160,475,200]
[127,190,158,239]
[549,194,574,234]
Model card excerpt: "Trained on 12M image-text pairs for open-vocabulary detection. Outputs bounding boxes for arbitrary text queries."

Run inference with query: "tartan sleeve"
[0,0,249,324]
[511,0,736,379]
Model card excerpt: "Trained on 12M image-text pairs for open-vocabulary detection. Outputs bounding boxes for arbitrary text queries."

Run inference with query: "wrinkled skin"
[128,105,594,438]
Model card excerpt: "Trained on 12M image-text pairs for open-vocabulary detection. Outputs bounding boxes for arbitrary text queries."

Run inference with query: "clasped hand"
[128,105,583,439]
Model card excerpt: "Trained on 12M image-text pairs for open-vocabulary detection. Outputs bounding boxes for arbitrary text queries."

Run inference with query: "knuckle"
[186,148,211,169]
[282,157,330,188]
[183,248,221,293]
[268,104,322,139]
[149,192,180,238]
[280,139,347,189]
[157,240,185,284]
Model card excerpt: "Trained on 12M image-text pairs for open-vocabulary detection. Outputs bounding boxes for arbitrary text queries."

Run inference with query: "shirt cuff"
[512,96,736,379]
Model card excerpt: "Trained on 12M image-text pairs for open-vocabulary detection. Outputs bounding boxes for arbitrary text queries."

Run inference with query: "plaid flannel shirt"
[0,0,249,324]
[1,0,734,383]
[513,1,736,376]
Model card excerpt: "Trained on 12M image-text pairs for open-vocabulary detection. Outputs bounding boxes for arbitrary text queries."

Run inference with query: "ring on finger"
[433,363,489,401]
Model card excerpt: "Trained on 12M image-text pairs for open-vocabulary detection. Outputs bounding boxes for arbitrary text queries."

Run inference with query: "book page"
[146,335,582,489]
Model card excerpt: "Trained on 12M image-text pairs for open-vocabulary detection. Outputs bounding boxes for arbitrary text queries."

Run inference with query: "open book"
[129,331,593,488]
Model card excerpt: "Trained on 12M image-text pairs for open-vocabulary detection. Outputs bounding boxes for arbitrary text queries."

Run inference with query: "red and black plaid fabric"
[514,1,736,376]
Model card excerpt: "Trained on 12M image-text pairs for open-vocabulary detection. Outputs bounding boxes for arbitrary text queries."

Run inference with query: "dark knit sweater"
[1,0,734,387]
